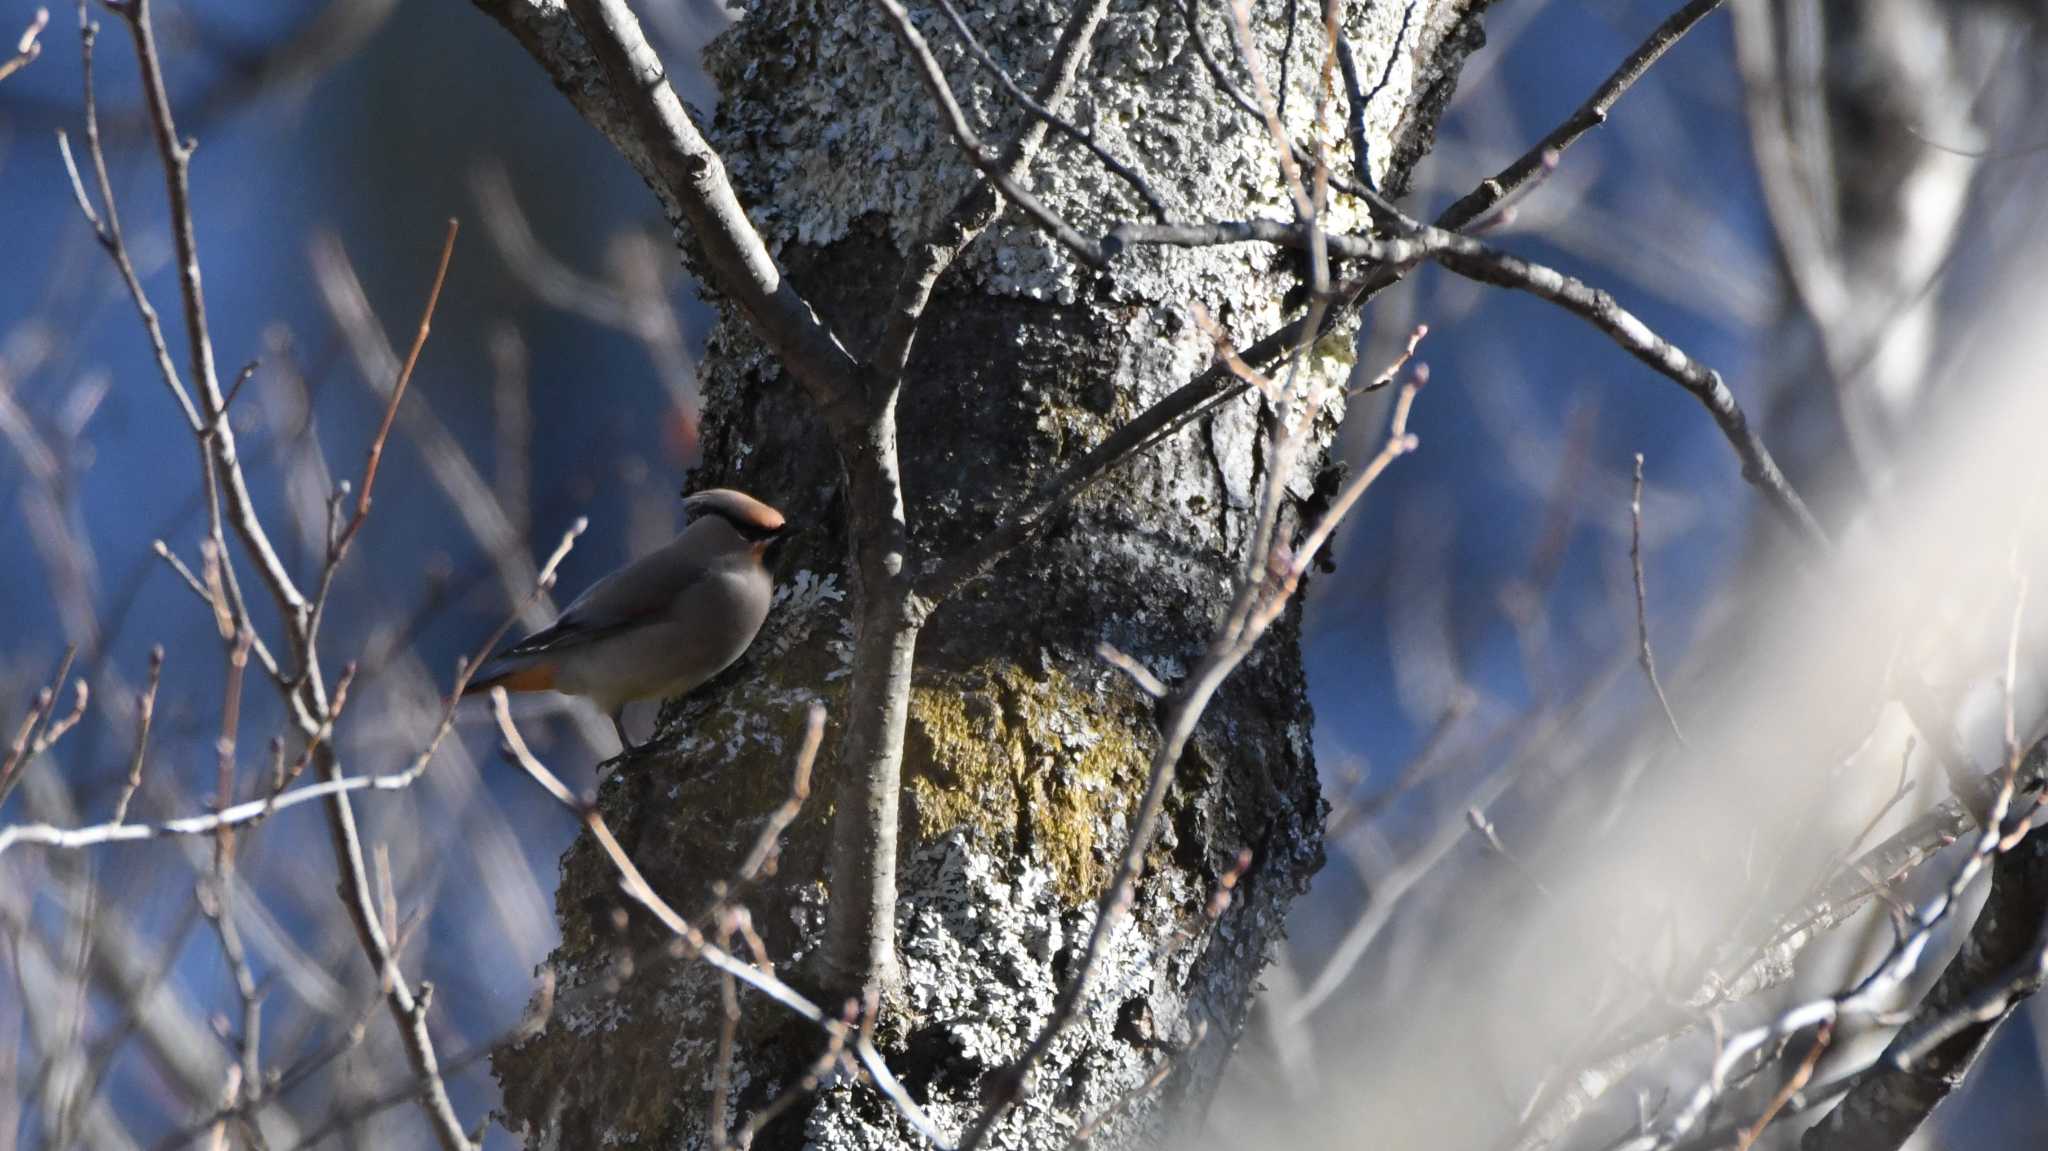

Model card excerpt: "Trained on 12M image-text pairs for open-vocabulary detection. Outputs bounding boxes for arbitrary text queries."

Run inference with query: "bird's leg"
[611,709,638,756]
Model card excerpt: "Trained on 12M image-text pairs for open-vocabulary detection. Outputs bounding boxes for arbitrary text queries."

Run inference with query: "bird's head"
[681,487,790,554]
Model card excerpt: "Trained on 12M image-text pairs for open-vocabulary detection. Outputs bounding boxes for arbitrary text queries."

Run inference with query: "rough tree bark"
[482,2,1486,1146]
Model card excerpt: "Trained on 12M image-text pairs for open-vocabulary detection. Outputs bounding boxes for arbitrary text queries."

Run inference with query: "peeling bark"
[488,2,1486,1146]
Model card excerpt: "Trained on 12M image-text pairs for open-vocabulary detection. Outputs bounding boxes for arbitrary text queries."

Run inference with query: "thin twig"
[929,0,1164,219]
[1107,219,1827,551]
[872,0,1113,385]
[1439,0,1727,229]
[1631,454,1686,746]
[111,646,164,825]
[553,0,864,408]
[198,628,266,1140]
[1066,1018,1208,1148]
[304,219,462,678]
[0,6,47,82]
[736,704,826,883]
[1177,0,1398,215]
[709,912,742,1150]
[119,0,308,650]
[0,754,442,855]
[1731,1021,1831,1151]
[220,359,260,414]
[330,218,460,559]
[731,1027,850,1148]
[0,646,82,811]
[1222,0,1310,218]
[1096,643,1168,700]
[867,0,1107,266]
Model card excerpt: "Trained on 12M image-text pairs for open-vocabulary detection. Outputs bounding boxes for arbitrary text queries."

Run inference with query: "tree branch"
[119,0,310,659]
[1107,218,1828,550]
[474,0,863,418]
[873,0,1115,385]
[0,6,46,82]
[1631,453,1687,746]
[914,296,1336,611]
[1615,730,2039,1151]
[1437,0,1726,229]
[867,0,1108,268]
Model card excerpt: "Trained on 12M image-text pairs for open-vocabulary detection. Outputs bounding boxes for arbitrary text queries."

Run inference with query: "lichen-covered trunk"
[493,2,1484,1147]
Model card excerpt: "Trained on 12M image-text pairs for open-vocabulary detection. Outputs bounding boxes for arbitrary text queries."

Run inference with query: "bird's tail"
[462,652,558,696]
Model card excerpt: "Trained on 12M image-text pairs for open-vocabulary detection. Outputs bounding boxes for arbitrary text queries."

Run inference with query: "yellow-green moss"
[906,663,1148,902]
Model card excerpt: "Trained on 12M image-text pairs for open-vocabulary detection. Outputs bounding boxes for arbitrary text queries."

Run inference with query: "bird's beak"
[740,520,790,555]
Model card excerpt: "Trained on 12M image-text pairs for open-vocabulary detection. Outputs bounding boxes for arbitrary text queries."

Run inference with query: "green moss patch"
[905,663,1150,902]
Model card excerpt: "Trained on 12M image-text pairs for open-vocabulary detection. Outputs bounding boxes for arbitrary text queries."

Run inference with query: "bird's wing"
[501,540,711,657]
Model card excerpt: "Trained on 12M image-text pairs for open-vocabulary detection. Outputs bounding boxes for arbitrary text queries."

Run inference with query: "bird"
[466,488,787,752]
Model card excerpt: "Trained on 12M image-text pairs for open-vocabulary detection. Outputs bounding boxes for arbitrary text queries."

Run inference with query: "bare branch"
[1732,1021,1830,1151]
[76,19,476,1124]
[476,0,862,414]
[1107,219,1828,550]
[867,0,1108,268]
[330,218,459,560]
[1617,743,2038,1150]
[0,522,587,860]
[1631,454,1686,746]
[1439,0,1727,229]
[111,645,164,825]
[0,751,415,854]
[1791,553,2043,1151]
[1887,897,2048,1066]
[0,6,46,82]
[151,540,282,681]
[874,0,1114,384]
[930,0,1161,218]
[118,0,310,647]
[0,646,82,811]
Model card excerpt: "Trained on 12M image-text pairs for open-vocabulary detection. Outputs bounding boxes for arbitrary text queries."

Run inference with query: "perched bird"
[467,488,787,751]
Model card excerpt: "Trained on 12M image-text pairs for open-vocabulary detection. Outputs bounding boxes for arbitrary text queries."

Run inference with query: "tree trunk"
[489,2,1486,1146]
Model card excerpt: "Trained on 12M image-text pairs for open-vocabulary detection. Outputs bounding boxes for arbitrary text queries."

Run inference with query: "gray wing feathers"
[504,541,711,657]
